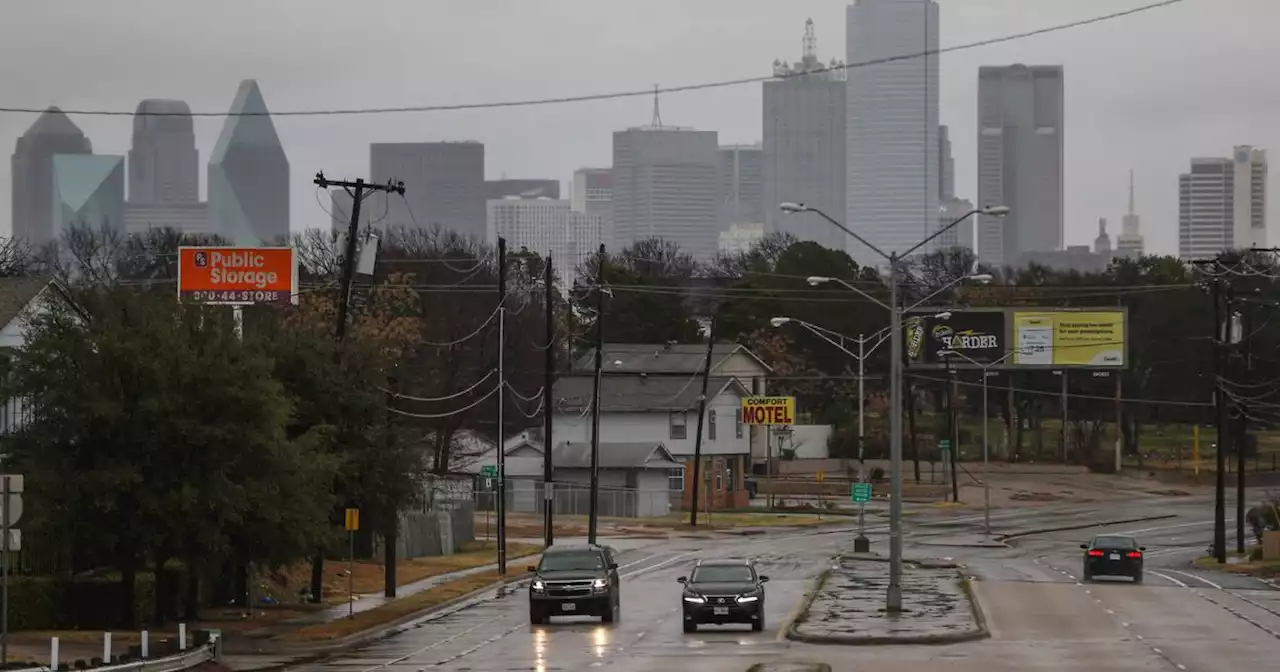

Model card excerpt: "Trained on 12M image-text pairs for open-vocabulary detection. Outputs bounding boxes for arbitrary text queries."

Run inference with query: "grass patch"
[281,568,530,642]
[1193,553,1280,576]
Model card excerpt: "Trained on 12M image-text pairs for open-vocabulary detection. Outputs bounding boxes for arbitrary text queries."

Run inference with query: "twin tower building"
[10,79,288,248]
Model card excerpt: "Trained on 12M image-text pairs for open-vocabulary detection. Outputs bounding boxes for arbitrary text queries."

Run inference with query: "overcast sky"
[1,0,1274,256]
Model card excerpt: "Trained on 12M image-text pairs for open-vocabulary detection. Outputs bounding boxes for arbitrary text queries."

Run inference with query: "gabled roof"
[552,441,681,470]
[574,343,773,375]
[0,277,77,335]
[552,374,749,413]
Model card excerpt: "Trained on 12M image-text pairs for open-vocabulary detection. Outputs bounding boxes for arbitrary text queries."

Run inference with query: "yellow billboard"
[741,396,796,425]
[1011,311,1126,368]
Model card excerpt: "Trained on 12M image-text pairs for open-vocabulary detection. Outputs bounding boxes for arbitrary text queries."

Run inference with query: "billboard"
[177,247,298,305]
[904,309,1007,369]
[741,396,795,425]
[1011,310,1126,368]
[903,307,1127,370]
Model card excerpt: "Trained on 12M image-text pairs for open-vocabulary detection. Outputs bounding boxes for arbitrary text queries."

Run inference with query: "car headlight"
[592,578,609,590]
[532,580,545,591]
[683,594,706,604]
[736,594,759,604]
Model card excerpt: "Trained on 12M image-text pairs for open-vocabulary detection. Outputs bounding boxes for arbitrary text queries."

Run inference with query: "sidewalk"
[787,555,987,645]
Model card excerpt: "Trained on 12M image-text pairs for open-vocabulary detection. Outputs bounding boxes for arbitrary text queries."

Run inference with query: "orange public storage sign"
[177,246,298,305]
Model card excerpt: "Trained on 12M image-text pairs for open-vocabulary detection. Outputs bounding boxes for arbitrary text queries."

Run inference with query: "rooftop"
[552,374,747,413]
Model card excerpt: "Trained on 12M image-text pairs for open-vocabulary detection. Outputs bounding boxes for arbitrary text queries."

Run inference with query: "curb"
[777,567,832,641]
[996,514,1177,542]
[784,559,989,646]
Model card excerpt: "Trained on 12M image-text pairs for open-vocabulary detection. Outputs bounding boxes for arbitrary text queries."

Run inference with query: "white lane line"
[1164,569,1223,590]
[1118,519,1232,535]
[1146,570,1188,587]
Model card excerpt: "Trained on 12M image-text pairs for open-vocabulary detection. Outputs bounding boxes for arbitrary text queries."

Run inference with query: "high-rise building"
[329,189,374,232]
[612,113,719,260]
[977,64,1065,267]
[486,179,559,200]
[846,0,939,267]
[937,197,975,251]
[1116,170,1144,258]
[10,107,92,247]
[51,154,125,238]
[1094,218,1113,257]
[371,142,485,239]
[129,99,198,204]
[571,167,613,246]
[719,222,766,256]
[717,144,765,232]
[208,80,290,244]
[764,20,846,251]
[486,196,601,286]
[939,125,955,201]
[1178,146,1268,258]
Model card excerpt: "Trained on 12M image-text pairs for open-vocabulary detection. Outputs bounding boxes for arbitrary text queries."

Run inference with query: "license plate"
[561,602,576,612]
[713,607,729,615]
[1109,553,1120,560]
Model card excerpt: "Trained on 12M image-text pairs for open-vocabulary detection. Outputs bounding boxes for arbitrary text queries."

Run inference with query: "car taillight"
[1127,551,1142,559]
[1087,549,1103,557]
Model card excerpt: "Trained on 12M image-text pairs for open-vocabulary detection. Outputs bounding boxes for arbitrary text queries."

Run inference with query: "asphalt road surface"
[281,496,1280,671]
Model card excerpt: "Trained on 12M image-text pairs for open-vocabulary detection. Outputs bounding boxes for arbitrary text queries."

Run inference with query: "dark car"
[528,543,620,624]
[1081,534,1145,583]
[678,558,769,633]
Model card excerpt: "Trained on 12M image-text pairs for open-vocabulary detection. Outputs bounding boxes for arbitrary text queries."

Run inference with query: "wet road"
[282,496,1280,671]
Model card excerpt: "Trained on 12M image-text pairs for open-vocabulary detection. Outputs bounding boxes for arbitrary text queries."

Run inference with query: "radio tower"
[802,18,818,67]
[650,84,663,127]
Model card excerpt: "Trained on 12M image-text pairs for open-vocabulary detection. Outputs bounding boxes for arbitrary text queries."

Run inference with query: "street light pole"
[981,369,990,536]
[857,336,866,540]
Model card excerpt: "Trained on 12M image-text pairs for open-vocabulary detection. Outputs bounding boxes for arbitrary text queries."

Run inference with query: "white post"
[886,256,903,612]
[102,632,111,662]
[141,630,149,658]
[982,369,991,537]
[50,636,58,671]
[857,336,866,536]
[232,305,244,342]
[179,623,187,650]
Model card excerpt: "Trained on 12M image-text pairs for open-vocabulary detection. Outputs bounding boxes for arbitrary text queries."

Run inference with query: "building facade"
[1178,147,1268,258]
[124,202,210,237]
[762,26,846,252]
[717,144,764,232]
[571,167,613,246]
[485,179,559,200]
[371,141,486,239]
[51,154,125,238]
[719,222,766,256]
[977,64,1065,266]
[129,99,199,205]
[612,127,719,260]
[937,197,975,251]
[939,124,955,202]
[846,0,939,266]
[208,80,290,244]
[10,107,93,247]
[486,196,601,287]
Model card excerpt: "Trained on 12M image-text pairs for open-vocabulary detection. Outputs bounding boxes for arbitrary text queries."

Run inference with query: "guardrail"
[5,636,218,672]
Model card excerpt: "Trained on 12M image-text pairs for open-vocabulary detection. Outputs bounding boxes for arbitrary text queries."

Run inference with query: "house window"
[708,409,717,440]
[735,412,744,439]
[669,412,687,440]
[668,467,685,492]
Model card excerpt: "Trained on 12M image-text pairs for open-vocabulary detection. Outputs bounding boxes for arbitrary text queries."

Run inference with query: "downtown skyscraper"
[370,142,486,238]
[1178,146,1267,258]
[208,80,290,244]
[845,0,939,267]
[977,64,1065,266]
[10,107,93,247]
[126,99,209,236]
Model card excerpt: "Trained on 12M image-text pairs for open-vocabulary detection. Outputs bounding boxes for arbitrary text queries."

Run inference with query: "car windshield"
[539,551,605,572]
[690,564,755,583]
[1091,536,1137,549]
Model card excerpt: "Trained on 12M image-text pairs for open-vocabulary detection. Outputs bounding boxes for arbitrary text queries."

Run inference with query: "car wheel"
[601,597,615,624]
[530,605,544,625]
[1082,569,1091,582]
[683,620,698,634]
[1133,572,1143,584]
[751,614,764,632]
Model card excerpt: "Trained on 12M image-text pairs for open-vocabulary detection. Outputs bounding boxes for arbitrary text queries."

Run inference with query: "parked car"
[528,543,620,624]
[1081,534,1145,583]
[678,558,768,633]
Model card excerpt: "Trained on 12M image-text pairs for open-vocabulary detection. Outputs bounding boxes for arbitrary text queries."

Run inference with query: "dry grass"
[280,569,523,642]
[1193,554,1280,577]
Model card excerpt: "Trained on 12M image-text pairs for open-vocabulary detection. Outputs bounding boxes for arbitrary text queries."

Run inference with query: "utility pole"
[310,171,404,603]
[1212,273,1228,563]
[689,320,717,527]
[496,238,508,575]
[1236,302,1249,554]
[542,254,556,547]
[587,244,606,544]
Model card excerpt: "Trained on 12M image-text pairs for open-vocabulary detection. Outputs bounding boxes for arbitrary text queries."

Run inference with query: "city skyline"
[0,0,1276,258]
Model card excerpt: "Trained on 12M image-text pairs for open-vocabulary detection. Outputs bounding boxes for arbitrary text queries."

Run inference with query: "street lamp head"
[981,205,1011,217]
[938,349,957,358]
[779,202,809,214]
[967,273,994,284]
[935,311,953,320]
[769,317,791,328]
[807,276,833,287]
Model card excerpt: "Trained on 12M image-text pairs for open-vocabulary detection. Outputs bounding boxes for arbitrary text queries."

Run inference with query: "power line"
[0,1,1184,119]
[388,383,501,419]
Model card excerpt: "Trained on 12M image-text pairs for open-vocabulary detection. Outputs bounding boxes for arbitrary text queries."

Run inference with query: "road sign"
[741,396,796,425]
[481,465,497,478]
[483,478,494,491]
[2,529,20,552]
[0,475,23,493]
[815,470,825,483]
[344,508,360,532]
[938,439,951,450]
[178,246,298,305]
[0,495,22,527]
[852,483,872,503]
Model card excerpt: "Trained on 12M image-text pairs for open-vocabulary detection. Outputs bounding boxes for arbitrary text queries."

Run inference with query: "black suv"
[528,543,620,624]
[678,558,768,632]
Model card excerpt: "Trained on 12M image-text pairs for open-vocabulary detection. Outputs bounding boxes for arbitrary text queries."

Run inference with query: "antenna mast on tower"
[650,84,663,128]
[803,18,817,63]
[1128,169,1136,215]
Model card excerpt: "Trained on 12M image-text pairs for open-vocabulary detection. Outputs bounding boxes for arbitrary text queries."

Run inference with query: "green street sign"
[851,482,872,504]
[481,465,497,478]
[938,439,951,450]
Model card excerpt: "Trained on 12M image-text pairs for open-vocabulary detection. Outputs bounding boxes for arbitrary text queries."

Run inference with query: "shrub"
[870,467,886,481]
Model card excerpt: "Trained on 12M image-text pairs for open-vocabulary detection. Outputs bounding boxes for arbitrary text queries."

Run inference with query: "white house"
[0,277,79,437]
[575,343,774,466]
[551,373,754,510]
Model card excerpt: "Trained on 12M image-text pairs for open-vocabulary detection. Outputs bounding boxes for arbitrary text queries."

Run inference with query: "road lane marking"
[1164,568,1222,590]
[1146,570,1188,587]
[1118,518,1233,535]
